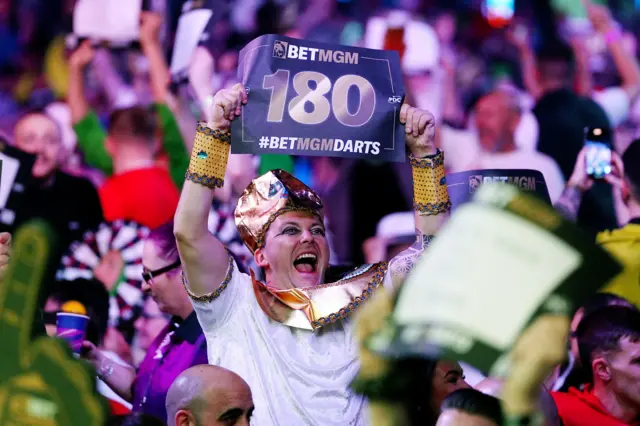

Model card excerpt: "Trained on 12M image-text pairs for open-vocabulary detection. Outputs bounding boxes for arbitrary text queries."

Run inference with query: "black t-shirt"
[533,89,618,235]
[5,171,104,264]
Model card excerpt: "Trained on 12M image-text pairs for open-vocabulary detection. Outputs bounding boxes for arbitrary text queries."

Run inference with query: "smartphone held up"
[584,127,612,179]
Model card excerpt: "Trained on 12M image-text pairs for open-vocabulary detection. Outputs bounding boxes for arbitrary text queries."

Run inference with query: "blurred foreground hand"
[0,232,10,280]
[503,315,570,415]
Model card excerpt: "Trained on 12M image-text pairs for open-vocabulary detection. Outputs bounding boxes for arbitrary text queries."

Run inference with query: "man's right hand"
[206,83,248,131]
[69,40,95,70]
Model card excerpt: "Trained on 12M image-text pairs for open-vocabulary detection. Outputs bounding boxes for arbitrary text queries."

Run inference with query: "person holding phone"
[555,136,640,307]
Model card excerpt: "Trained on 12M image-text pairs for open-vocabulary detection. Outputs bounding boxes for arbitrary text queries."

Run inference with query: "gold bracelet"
[410,150,451,215]
[181,252,234,303]
[185,123,232,189]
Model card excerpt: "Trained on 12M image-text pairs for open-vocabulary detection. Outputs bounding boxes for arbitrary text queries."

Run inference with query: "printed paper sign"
[368,184,622,374]
[231,34,406,162]
[73,0,142,45]
[0,143,36,227]
[447,169,551,209]
[169,0,213,81]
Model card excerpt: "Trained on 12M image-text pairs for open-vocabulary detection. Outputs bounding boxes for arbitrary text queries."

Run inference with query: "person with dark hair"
[533,39,618,235]
[354,357,472,426]
[476,378,561,426]
[552,306,640,425]
[596,139,640,307]
[436,388,503,426]
[552,293,635,392]
[43,278,110,345]
[554,139,640,307]
[67,12,186,229]
[7,111,103,262]
[81,221,208,422]
[96,102,180,229]
[165,365,254,426]
[42,277,131,415]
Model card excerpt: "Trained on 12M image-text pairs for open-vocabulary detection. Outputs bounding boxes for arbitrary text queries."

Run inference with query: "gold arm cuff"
[410,150,451,215]
[182,252,234,303]
[185,123,232,189]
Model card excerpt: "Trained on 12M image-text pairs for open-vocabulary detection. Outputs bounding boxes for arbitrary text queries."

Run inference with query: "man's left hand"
[400,104,436,158]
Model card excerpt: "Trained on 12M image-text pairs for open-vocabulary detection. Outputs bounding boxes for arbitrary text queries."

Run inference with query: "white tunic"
[191,260,391,426]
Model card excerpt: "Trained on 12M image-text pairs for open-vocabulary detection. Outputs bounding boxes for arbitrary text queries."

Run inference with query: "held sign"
[231,34,406,162]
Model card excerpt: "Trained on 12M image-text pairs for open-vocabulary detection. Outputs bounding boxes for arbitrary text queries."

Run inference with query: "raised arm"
[586,1,640,102]
[188,46,216,121]
[68,41,114,175]
[139,11,190,188]
[387,106,451,291]
[139,12,171,104]
[174,84,247,297]
[507,25,542,101]
[554,146,624,222]
[68,41,93,124]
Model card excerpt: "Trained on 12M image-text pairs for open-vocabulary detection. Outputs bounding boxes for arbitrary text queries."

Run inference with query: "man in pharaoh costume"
[174,83,451,425]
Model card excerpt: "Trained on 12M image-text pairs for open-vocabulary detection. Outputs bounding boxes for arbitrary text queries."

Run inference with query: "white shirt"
[466,150,566,203]
[191,260,398,426]
[593,86,630,127]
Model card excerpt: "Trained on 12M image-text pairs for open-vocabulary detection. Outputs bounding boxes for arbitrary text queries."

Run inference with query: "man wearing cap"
[174,83,450,425]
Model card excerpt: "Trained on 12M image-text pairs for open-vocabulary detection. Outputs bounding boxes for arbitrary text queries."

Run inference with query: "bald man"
[165,365,254,426]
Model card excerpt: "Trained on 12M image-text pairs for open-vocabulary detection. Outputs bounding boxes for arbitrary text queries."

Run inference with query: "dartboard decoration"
[57,220,150,336]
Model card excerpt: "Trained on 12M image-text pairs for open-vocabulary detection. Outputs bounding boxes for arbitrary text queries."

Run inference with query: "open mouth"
[293,253,318,274]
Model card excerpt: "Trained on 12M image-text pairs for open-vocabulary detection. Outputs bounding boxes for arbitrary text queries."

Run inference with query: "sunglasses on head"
[142,259,181,284]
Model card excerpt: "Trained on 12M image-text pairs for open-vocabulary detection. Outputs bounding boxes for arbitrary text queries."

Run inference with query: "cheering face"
[256,211,330,289]
[13,114,62,179]
[430,361,471,414]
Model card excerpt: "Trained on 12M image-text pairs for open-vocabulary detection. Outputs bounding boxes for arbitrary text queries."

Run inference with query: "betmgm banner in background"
[231,34,407,162]
[447,169,551,209]
[367,184,621,375]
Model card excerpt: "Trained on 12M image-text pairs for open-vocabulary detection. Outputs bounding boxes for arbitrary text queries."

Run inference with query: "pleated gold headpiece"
[234,170,324,253]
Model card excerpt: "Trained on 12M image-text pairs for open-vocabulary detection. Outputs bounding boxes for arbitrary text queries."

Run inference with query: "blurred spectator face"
[43,298,61,337]
[474,92,519,152]
[14,113,62,178]
[134,298,169,352]
[256,211,330,289]
[141,239,184,317]
[218,51,239,73]
[430,360,471,413]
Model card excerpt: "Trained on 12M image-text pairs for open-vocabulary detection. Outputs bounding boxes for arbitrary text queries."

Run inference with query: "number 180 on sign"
[263,70,376,127]
[232,34,406,162]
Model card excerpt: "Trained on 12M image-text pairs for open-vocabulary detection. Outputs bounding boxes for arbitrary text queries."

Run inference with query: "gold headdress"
[234,169,324,253]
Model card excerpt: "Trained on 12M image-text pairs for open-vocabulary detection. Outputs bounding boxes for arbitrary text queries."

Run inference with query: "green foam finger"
[0,220,56,379]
